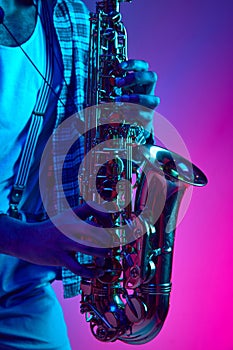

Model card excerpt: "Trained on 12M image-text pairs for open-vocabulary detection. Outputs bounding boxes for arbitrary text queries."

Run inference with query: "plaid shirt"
[52,0,93,298]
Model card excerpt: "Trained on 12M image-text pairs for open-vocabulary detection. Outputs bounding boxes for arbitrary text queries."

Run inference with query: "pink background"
[53,0,233,349]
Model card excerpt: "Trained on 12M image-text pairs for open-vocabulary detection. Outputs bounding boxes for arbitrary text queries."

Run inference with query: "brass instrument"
[78,0,207,344]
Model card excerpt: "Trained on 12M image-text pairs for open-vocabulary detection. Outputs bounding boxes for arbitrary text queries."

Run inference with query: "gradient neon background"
[53,0,233,349]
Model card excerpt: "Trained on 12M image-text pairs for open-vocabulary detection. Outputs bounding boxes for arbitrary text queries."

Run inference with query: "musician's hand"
[115,59,160,110]
[115,60,160,109]
[114,59,159,139]
[0,205,113,279]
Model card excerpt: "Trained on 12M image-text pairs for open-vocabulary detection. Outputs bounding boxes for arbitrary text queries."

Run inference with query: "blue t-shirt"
[0,3,71,349]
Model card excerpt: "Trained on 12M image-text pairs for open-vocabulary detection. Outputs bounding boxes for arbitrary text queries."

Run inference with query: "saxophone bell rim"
[138,144,208,187]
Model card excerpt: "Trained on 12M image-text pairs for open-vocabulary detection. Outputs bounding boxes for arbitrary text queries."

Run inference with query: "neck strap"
[9,0,55,219]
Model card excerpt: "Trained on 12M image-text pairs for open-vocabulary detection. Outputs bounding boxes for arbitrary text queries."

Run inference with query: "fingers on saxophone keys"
[64,254,104,278]
[120,59,149,72]
[74,202,113,227]
[73,241,112,257]
[115,71,158,88]
[115,94,160,110]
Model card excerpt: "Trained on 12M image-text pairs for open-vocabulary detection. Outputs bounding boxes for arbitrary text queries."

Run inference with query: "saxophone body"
[79,0,207,344]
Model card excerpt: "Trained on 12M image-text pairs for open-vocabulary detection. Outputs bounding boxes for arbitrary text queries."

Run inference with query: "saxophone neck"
[97,0,132,13]
[87,0,130,106]
[97,0,119,13]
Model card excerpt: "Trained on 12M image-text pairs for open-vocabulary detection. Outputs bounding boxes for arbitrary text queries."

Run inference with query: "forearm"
[0,211,109,278]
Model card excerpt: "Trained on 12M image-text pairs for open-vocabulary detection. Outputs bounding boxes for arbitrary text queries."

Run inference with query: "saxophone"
[78,0,207,344]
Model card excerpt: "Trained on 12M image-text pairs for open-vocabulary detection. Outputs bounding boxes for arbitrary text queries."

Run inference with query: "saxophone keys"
[125,297,146,323]
[125,265,141,289]
[90,320,119,342]
[104,312,119,329]
[97,257,122,284]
